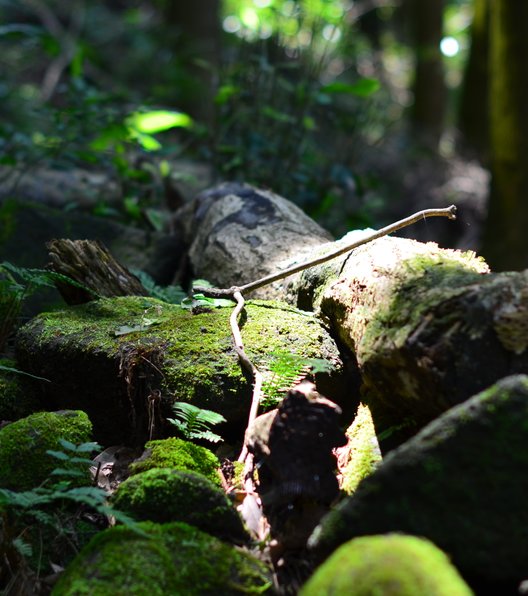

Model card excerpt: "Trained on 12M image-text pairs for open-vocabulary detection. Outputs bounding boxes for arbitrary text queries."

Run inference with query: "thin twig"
[229,292,263,462]
[202,205,457,464]
[194,205,457,298]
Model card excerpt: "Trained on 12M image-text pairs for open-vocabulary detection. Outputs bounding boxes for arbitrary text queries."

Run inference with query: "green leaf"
[169,402,226,443]
[320,78,380,98]
[0,364,50,382]
[261,106,295,124]
[90,123,129,151]
[46,450,70,461]
[129,131,162,152]
[215,85,240,105]
[113,319,160,336]
[189,430,224,443]
[49,468,87,478]
[303,115,316,131]
[123,196,142,220]
[126,110,193,134]
[72,441,101,453]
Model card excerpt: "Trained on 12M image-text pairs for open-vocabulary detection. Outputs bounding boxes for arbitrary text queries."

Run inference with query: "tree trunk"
[481,0,528,271]
[457,0,490,163]
[160,0,221,124]
[408,0,447,149]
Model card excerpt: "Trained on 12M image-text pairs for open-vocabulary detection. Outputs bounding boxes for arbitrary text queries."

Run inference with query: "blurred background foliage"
[0,0,518,263]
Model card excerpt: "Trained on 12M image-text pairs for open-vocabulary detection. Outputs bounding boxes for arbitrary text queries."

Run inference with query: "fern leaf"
[12,537,33,558]
[188,430,224,443]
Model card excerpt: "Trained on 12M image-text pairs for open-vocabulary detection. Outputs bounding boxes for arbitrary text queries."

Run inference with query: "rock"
[309,375,528,588]
[129,437,220,486]
[300,534,473,596]
[15,296,348,445]
[302,235,493,444]
[112,468,248,544]
[0,410,92,490]
[52,521,273,595]
[181,185,528,450]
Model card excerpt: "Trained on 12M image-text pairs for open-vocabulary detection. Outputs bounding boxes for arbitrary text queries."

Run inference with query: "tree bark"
[481,0,528,271]
[159,0,221,124]
[408,0,447,150]
[457,0,490,163]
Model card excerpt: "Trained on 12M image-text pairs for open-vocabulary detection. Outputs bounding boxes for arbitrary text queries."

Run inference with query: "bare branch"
[194,205,457,299]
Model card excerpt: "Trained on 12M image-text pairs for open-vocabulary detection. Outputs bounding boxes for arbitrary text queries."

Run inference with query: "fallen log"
[184,184,528,447]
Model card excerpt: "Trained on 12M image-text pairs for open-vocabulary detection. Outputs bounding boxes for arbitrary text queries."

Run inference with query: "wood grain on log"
[177,182,332,298]
[47,238,148,305]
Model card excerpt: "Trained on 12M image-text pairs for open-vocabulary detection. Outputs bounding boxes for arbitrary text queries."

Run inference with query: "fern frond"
[131,269,187,304]
[169,402,226,443]
[261,350,335,408]
[12,537,33,558]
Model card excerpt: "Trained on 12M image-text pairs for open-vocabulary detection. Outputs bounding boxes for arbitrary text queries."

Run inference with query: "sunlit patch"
[440,36,459,57]
[223,15,241,33]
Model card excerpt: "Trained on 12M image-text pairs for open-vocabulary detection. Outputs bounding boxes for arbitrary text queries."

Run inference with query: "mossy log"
[186,184,528,445]
[15,296,345,445]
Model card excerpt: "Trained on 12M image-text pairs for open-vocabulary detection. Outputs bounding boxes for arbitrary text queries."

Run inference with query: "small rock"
[301,534,472,596]
[111,468,248,544]
[52,521,272,595]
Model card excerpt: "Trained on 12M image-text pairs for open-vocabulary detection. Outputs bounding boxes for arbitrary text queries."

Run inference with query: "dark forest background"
[1,0,526,271]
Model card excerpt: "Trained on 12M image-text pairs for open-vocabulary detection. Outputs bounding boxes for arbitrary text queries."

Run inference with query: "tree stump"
[46,239,148,305]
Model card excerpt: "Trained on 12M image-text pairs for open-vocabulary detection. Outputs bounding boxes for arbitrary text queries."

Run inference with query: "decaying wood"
[187,183,528,447]
[47,238,148,305]
[246,381,346,550]
[178,182,333,298]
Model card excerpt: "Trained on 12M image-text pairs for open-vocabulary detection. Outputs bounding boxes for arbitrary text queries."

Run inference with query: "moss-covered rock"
[0,410,92,490]
[52,521,272,596]
[340,402,382,495]
[129,437,220,486]
[0,359,41,421]
[301,534,472,596]
[112,468,248,543]
[309,375,528,587]
[15,296,345,444]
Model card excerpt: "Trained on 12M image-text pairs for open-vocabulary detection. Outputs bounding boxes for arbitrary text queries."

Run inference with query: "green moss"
[301,534,473,596]
[361,251,487,358]
[16,296,342,442]
[341,403,382,494]
[129,437,221,485]
[112,468,247,543]
[0,359,41,421]
[0,410,92,490]
[52,521,272,596]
